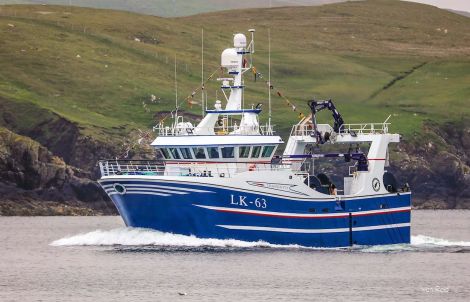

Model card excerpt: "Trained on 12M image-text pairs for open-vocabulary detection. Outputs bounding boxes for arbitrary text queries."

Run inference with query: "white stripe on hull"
[105,187,188,195]
[217,223,410,234]
[194,204,411,218]
[101,183,213,193]
[109,191,171,197]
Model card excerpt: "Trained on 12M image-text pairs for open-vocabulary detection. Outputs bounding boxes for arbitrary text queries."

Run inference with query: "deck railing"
[153,123,275,136]
[290,122,390,137]
[98,160,165,177]
[339,122,390,135]
[290,124,334,137]
[98,160,293,178]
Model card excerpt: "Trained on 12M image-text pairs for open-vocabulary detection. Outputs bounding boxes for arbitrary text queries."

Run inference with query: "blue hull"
[99,179,411,248]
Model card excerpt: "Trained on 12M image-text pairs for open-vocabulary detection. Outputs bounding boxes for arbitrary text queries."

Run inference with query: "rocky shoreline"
[0,127,116,216]
[1,117,469,216]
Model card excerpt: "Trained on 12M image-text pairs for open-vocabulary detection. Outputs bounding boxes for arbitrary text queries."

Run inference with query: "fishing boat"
[98,30,411,247]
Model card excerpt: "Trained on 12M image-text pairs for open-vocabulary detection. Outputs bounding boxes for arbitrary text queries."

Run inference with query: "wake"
[50,227,303,249]
[50,227,470,252]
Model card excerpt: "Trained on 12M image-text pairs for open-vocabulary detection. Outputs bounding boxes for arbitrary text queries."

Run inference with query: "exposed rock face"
[0,127,116,215]
[390,120,470,209]
[0,97,119,176]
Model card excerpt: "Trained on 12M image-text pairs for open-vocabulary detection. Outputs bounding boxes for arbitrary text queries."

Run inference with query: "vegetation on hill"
[0,1,469,142]
[0,0,469,212]
[0,0,346,17]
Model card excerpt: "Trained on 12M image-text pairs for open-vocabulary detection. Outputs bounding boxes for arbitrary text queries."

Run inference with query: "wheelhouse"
[155,144,278,162]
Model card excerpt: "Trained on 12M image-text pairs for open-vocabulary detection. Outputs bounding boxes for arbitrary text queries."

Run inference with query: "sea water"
[0,210,469,301]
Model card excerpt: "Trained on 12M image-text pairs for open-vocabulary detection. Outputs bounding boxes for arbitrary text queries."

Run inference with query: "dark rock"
[392,120,470,209]
[0,127,116,215]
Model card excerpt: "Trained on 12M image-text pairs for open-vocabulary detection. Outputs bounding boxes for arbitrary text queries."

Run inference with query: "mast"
[268,28,272,132]
[174,55,178,120]
[201,28,205,118]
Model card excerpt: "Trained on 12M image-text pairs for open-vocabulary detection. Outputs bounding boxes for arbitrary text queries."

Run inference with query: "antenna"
[201,28,204,118]
[248,28,255,69]
[268,28,272,132]
[174,55,178,117]
[248,29,255,53]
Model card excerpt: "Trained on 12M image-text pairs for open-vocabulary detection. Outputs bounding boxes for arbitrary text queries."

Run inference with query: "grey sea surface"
[0,210,469,302]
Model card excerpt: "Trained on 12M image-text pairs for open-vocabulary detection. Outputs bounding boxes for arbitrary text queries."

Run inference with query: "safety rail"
[98,160,165,177]
[290,124,314,137]
[98,160,294,178]
[290,124,334,137]
[339,122,390,135]
[291,122,390,137]
[153,123,275,136]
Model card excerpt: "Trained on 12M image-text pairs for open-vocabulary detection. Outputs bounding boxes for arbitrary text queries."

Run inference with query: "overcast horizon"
[408,0,470,12]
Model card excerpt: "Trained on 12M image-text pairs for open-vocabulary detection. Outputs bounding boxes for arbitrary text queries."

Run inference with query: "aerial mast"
[201,28,205,118]
[268,28,272,132]
[174,55,178,124]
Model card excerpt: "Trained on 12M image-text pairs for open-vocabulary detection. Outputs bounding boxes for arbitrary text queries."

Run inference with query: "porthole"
[113,183,126,195]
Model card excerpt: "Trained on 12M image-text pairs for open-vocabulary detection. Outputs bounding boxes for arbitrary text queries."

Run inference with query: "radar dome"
[221,48,240,68]
[233,33,247,48]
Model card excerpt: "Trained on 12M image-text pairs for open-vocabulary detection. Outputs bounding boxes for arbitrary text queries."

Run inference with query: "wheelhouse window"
[207,147,220,159]
[159,148,171,159]
[179,148,193,159]
[192,147,207,159]
[169,148,181,159]
[221,146,235,158]
[261,145,276,158]
[238,146,251,158]
[251,146,262,158]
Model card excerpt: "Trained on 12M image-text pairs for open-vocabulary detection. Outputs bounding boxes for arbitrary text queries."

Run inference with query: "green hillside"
[0,0,469,143]
[0,0,345,17]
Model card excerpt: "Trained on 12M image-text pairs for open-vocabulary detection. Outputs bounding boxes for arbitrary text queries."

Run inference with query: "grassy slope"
[0,0,345,17]
[0,0,469,142]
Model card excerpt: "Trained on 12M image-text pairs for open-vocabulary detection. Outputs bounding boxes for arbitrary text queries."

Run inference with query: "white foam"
[359,243,413,253]
[411,234,470,247]
[50,228,470,251]
[360,235,470,253]
[50,227,303,249]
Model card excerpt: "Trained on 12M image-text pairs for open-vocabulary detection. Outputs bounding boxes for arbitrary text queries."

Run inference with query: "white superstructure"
[152,31,283,176]
[147,30,404,198]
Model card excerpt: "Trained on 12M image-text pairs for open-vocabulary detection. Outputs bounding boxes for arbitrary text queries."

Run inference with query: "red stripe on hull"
[214,208,410,219]
[215,209,347,219]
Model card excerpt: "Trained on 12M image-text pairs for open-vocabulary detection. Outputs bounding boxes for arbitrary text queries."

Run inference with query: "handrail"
[98,159,296,178]
[290,122,391,137]
[339,122,390,134]
[153,123,276,136]
[290,124,334,137]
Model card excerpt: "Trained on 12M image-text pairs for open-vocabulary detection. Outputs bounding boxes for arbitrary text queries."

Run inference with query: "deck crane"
[308,99,346,144]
